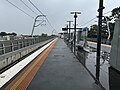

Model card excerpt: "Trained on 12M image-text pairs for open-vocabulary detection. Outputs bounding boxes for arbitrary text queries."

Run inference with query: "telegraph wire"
[80,10,112,27]
[80,17,97,27]
[6,0,34,19]
[20,0,38,16]
[45,18,56,30]
[28,0,56,30]
[28,0,44,15]
[103,11,111,15]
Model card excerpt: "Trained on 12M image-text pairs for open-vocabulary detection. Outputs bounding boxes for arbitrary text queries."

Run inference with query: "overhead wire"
[28,0,44,15]
[35,20,46,27]
[6,0,34,19]
[20,0,38,16]
[45,18,56,30]
[17,0,48,35]
[80,10,112,27]
[28,0,56,30]
[103,11,112,15]
[80,17,97,27]
[6,0,58,26]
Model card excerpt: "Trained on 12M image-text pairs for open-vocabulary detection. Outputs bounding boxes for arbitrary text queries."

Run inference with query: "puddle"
[76,47,120,90]
[67,42,120,90]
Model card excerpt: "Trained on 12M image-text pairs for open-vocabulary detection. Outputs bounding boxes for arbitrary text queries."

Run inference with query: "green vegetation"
[88,6,120,40]
[0,32,17,37]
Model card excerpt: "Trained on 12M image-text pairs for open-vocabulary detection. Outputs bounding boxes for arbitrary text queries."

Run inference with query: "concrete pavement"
[27,38,102,90]
[1,38,104,90]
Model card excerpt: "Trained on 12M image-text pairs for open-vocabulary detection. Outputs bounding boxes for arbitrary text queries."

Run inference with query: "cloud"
[0,0,119,35]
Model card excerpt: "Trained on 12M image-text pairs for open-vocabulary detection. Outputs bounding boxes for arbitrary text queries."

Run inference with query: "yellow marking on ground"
[10,53,45,89]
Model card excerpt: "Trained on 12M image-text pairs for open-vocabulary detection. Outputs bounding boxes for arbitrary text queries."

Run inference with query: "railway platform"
[1,38,103,90]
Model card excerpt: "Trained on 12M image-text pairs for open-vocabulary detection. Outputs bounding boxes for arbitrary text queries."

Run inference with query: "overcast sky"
[0,0,120,35]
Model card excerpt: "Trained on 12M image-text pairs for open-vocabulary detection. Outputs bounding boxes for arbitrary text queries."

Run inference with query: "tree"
[11,32,17,36]
[88,6,119,41]
[41,33,47,37]
[109,22,115,40]
[0,32,17,36]
[0,32,7,36]
[88,24,98,38]
[102,16,110,39]
[108,6,120,39]
[7,32,17,36]
[88,23,108,39]
[111,6,120,20]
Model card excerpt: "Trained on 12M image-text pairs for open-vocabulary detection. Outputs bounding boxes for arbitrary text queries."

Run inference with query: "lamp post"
[71,12,81,53]
[96,0,104,81]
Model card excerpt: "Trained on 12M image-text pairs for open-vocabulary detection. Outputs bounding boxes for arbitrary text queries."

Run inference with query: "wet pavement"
[88,41,111,53]
[27,38,102,90]
[75,42,120,90]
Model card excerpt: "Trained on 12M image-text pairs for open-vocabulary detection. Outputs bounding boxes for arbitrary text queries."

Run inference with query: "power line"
[80,17,97,27]
[46,18,55,30]
[6,0,34,19]
[20,0,38,16]
[28,0,56,30]
[103,10,111,15]
[28,0,44,15]
[80,11,112,27]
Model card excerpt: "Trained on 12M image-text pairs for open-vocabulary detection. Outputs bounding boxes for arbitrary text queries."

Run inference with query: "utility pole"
[71,12,81,53]
[31,15,46,37]
[65,24,68,40]
[67,21,73,41]
[96,0,104,81]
